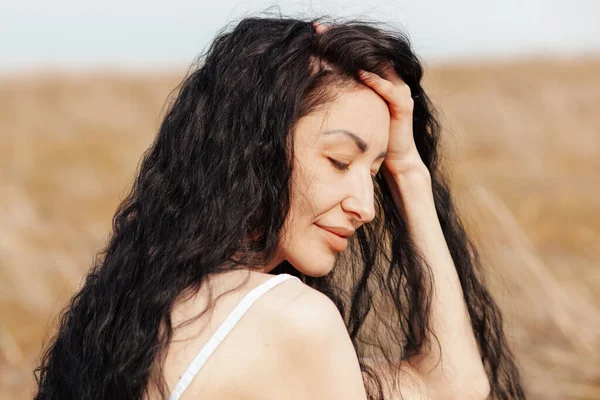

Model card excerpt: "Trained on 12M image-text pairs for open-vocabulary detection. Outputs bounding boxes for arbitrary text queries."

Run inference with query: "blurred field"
[0,57,599,399]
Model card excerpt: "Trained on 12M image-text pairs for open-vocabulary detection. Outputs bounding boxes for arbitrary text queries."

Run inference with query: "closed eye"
[328,158,379,180]
[328,157,350,171]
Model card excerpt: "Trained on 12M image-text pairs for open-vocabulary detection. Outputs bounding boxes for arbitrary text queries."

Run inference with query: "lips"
[316,225,355,239]
[316,224,350,252]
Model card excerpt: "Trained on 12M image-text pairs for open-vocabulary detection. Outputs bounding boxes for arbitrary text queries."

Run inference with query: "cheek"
[289,151,346,226]
[290,160,320,214]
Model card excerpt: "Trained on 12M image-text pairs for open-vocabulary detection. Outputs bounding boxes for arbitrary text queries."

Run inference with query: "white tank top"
[168,273,301,400]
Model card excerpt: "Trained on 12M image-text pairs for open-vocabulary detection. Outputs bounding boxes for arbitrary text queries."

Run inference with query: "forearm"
[388,168,490,399]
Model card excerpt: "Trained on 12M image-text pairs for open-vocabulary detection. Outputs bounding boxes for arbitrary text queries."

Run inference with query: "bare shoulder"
[272,283,369,400]
[160,272,368,399]
[276,282,343,335]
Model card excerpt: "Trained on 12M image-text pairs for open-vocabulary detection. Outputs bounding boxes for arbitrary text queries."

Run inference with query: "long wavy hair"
[34,14,526,400]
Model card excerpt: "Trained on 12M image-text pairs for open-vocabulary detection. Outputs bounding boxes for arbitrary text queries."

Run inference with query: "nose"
[340,173,376,224]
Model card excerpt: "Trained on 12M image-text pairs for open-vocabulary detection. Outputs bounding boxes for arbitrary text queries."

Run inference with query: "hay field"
[1,57,599,399]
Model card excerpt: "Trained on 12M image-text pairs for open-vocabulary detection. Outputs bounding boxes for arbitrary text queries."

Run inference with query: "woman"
[34,16,526,399]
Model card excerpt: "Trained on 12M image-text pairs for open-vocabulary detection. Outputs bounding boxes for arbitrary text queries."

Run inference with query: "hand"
[312,21,429,183]
[358,66,429,181]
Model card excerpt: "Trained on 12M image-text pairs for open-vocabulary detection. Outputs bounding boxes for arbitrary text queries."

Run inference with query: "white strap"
[168,273,301,400]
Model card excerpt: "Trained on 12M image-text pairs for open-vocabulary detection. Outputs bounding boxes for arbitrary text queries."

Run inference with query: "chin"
[286,252,335,278]
[280,227,342,277]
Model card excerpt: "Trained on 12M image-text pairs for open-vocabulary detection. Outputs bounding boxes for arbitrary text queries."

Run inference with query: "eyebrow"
[322,129,387,159]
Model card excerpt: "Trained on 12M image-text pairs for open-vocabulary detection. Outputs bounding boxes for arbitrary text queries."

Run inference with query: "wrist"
[384,167,435,217]
[389,166,433,200]
[394,169,432,192]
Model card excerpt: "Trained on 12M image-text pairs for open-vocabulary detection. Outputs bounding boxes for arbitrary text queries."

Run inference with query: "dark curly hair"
[33,13,526,400]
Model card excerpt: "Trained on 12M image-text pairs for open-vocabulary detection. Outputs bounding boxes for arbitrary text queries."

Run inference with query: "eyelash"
[328,157,350,171]
[328,158,378,180]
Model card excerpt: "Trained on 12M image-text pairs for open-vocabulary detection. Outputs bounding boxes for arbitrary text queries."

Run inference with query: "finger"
[312,21,330,34]
[381,63,405,87]
[369,63,408,91]
[358,70,413,117]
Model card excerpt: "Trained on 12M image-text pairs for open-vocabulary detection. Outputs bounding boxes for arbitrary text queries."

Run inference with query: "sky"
[1,0,599,72]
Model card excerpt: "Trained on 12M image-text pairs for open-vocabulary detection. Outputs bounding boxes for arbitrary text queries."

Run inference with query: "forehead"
[295,86,390,150]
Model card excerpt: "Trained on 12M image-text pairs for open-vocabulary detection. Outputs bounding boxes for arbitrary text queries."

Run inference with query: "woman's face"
[268,85,391,277]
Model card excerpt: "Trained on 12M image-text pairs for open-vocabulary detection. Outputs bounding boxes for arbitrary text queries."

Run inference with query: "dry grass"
[1,57,599,399]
